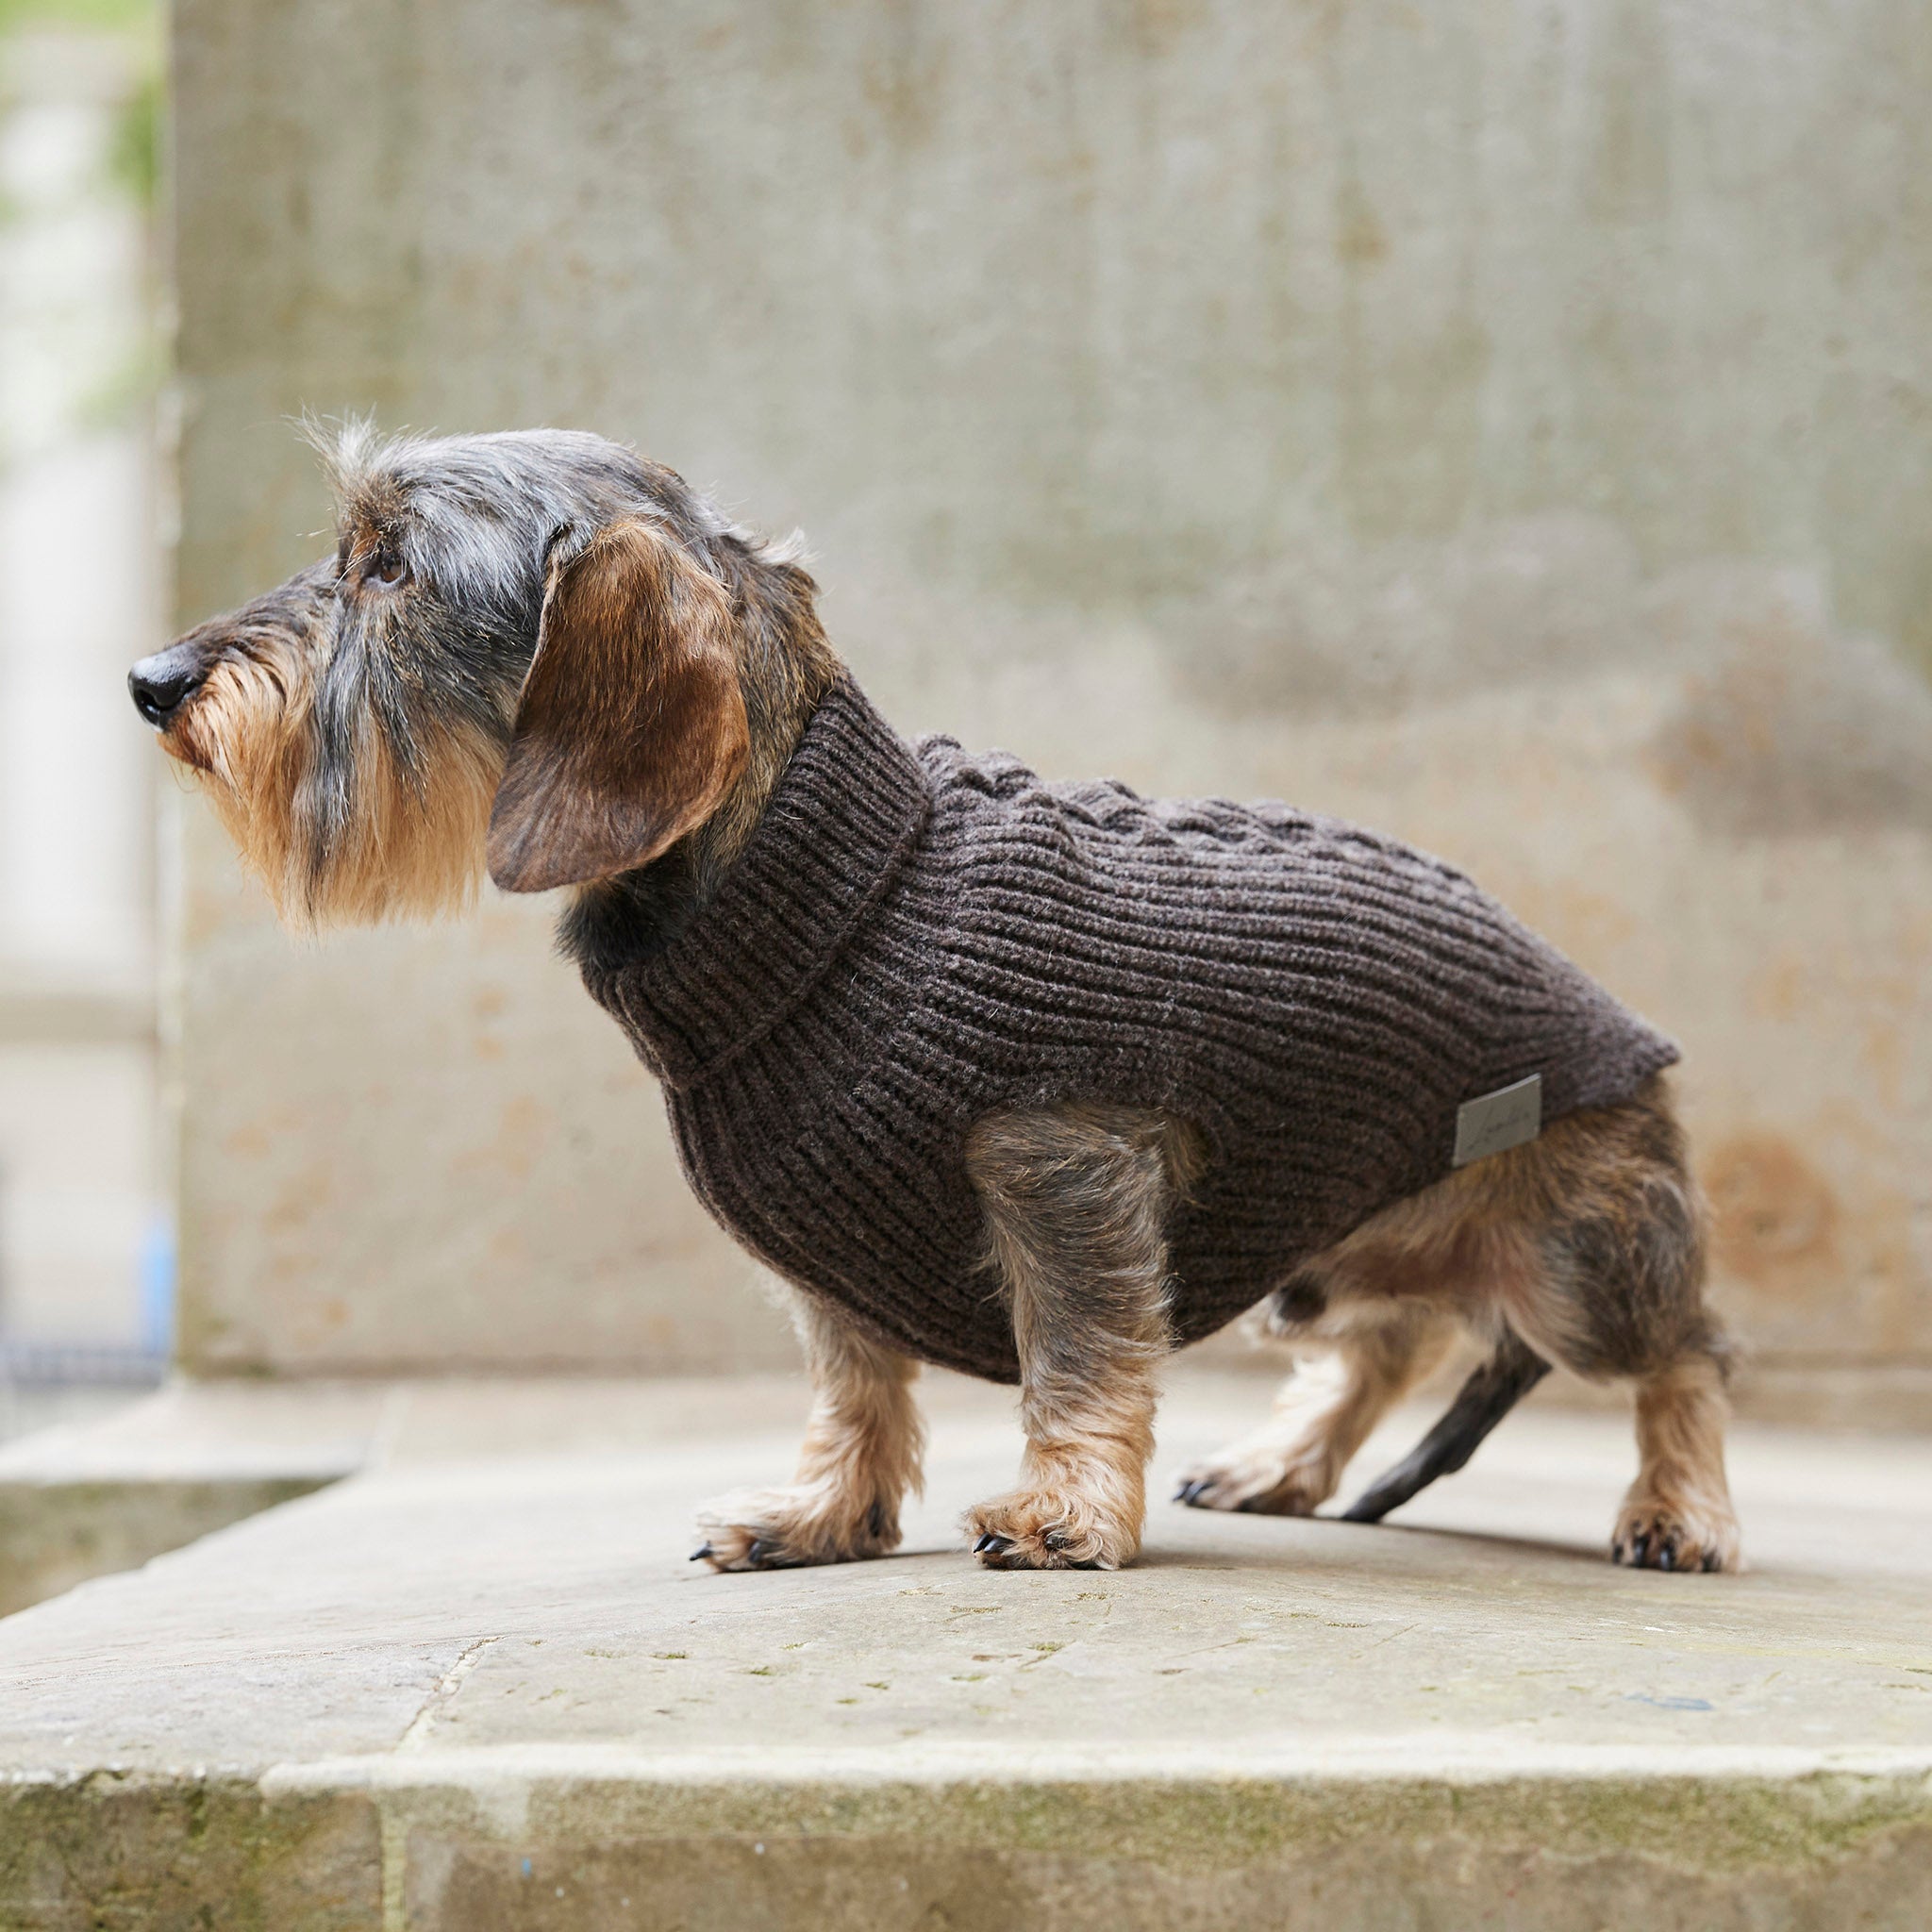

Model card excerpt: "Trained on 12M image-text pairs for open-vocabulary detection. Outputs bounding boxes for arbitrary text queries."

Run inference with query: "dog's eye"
[366,547,408,590]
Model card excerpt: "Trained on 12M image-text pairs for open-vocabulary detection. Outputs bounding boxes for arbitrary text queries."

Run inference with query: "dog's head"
[129,424,821,926]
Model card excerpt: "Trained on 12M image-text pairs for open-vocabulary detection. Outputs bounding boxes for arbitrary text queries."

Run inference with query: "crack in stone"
[383,1637,500,1929]
[397,1635,497,1754]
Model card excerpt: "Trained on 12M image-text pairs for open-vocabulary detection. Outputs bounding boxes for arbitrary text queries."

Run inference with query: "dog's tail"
[1339,1328,1550,1524]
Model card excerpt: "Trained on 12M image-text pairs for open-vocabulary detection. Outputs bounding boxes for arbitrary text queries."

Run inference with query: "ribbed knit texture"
[583,677,1679,1383]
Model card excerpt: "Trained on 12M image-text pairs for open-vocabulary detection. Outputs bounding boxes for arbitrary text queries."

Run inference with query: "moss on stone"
[0,1774,379,1931]
[482,1767,1932,1874]
[6,1766,1929,1928]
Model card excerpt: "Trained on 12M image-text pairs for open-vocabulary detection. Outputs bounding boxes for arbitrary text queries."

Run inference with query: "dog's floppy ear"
[487,516,750,893]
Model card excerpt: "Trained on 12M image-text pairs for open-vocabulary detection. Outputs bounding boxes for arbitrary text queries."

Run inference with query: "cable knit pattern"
[582,677,1679,1383]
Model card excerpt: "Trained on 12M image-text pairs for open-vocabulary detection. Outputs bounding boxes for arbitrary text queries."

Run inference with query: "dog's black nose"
[128,650,208,727]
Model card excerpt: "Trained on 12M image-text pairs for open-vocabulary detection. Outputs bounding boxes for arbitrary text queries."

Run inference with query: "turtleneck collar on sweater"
[593,675,932,1090]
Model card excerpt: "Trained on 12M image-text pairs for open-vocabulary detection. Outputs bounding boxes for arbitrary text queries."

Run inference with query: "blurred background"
[6,2,1930,1428]
[0,0,165,1434]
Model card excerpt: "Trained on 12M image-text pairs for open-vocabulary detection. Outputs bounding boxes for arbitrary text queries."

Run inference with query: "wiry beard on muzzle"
[175,598,511,932]
[278,681,507,930]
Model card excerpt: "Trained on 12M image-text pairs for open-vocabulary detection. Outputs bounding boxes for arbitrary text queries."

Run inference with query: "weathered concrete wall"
[171,2,1932,1407]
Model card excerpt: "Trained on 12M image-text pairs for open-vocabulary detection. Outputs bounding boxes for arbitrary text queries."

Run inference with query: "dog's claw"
[974,1533,1013,1557]
[1614,1517,1731,1574]
[746,1538,779,1566]
[1174,1478,1207,1507]
[690,1543,714,1563]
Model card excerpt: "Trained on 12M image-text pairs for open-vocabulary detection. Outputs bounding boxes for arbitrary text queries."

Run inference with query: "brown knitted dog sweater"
[582,678,1678,1382]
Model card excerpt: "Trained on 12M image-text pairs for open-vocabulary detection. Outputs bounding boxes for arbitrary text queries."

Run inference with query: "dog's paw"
[691,1482,900,1574]
[1170,1441,1336,1516]
[963,1489,1139,1571]
[1611,1496,1742,1574]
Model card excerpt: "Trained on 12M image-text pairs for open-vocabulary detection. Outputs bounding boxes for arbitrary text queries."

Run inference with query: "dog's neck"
[558,542,841,971]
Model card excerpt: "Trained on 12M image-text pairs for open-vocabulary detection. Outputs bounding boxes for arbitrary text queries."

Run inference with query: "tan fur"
[1615,1354,1740,1572]
[1264,1083,1695,1370]
[680,549,841,890]
[694,1287,924,1571]
[959,1105,1195,1570]
[165,640,310,895]
[170,641,499,928]
[489,518,751,892]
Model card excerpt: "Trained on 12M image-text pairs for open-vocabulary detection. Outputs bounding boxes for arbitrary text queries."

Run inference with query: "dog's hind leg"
[1174,1304,1457,1516]
[1488,1078,1741,1573]
[961,1102,1193,1571]
[693,1288,924,1571]
[1613,1353,1739,1573]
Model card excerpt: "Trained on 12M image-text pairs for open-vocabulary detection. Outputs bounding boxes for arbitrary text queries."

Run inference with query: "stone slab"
[0,1370,1928,1925]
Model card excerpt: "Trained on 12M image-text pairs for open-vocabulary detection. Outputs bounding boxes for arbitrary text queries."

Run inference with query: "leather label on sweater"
[1453,1074,1542,1167]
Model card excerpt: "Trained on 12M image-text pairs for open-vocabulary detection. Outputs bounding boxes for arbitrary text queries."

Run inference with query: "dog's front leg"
[961,1104,1182,1571]
[693,1289,924,1571]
